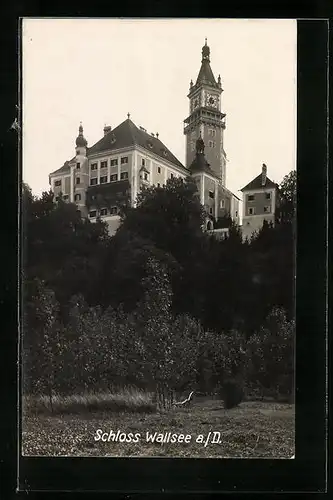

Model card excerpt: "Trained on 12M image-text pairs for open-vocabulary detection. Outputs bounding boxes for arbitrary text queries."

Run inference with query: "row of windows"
[248,206,271,215]
[90,171,129,185]
[90,156,129,171]
[248,192,271,201]
[89,207,119,218]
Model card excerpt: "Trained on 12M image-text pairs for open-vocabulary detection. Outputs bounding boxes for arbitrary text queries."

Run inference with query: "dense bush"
[221,379,244,409]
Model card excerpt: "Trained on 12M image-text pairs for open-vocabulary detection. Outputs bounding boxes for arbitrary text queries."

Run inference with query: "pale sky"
[22,18,297,199]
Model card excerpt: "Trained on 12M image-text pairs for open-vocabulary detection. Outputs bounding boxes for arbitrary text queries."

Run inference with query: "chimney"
[103,125,112,136]
[262,163,267,186]
[151,132,155,137]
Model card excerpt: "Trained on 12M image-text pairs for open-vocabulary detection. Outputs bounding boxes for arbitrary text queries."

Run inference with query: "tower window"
[120,172,129,180]
[54,180,61,187]
[101,161,108,169]
[100,208,108,216]
[265,192,271,200]
[248,207,255,215]
[110,206,118,215]
[220,199,225,208]
[208,141,216,148]
[91,163,98,171]
[76,163,81,169]
[75,193,81,201]
[89,210,97,218]
[248,194,255,201]
[209,129,216,137]
[264,206,271,213]
[76,149,80,155]
[110,159,118,166]
[76,177,81,184]
[90,178,98,186]
[110,174,118,182]
[121,156,128,164]
[100,176,108,184]
[208,190,214,199]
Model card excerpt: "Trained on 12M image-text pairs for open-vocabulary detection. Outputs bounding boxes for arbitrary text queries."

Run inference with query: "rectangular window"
[265,192,271,200]
[101,161,108,169]
[248,207,255,215]
[54,180,61,187]
[248,194,255,201]
[100,208,108,216]
[91,163,98,170]
[157,166,161,174]
[220,199,225,208]
[144,172,149,181]
[89,210,97,218]
[110,159,118,166]
[76,177,80,184]
[209,190,214,199]
[209,129,216,137]
[141,158,145,166]
[170,173,174,179]
[75,193,81,201]
[264,206,271,213]
[90,178,98,186]
[76,162,81,170]
[110,206,118,215]
[110,174,118,182]
[100,176,108,184]
[120,172,129,180]
[209,207,213,214]
[121,156,128,164]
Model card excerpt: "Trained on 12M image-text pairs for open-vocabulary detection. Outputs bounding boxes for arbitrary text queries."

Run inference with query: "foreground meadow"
[22,398,294,458]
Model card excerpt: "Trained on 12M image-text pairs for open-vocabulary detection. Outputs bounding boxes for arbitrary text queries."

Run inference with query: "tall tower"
[184,39,227,185]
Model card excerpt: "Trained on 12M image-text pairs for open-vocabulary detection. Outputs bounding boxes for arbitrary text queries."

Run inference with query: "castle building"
[50,40,282,237]
[240,163,279,240]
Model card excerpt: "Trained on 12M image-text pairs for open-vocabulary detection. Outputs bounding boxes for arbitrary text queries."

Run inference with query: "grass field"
[22,398,295,458]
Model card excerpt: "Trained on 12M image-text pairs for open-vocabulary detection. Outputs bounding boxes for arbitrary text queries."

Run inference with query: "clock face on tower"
[206,93,218,108]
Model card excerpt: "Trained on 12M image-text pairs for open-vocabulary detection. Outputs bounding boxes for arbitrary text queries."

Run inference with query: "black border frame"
[1,15,328,497]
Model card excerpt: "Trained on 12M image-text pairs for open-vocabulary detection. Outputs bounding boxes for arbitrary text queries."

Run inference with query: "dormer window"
[161,148,167,157]
[147,142,153,149]
[110,134,116,144]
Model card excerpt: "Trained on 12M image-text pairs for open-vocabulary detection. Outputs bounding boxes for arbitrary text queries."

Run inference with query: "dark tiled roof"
[196,60,218,87]
[87,119,186,170]
[241,173,278,191]
[49,161,71,176]
[189,152,219,179]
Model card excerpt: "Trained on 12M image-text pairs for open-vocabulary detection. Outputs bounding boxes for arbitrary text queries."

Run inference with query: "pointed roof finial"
[202,38,210,62]
[127,112,130,119]
[205,37,207,45]
[76,122,87,147]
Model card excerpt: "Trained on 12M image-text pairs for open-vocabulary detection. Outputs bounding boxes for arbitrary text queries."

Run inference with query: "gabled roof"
[88,118,186,170]
[241,173,278,192]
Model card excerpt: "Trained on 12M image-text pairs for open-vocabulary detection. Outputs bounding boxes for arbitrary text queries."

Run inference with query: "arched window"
[207,220,213,231]
[75,193,81,202]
